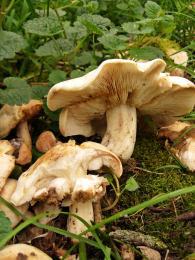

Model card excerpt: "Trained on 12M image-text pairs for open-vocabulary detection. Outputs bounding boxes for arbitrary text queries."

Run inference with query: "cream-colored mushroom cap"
[47,59,195,161]
[11,140,122,206]
[0,243,52,260]
[0,140,15,192]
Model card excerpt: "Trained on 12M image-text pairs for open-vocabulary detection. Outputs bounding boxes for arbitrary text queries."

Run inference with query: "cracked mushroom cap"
[0,100,42,139]
[47,58,195,133]
[0,243,52,260]
[11,140,122,206]
[0,140,15,192]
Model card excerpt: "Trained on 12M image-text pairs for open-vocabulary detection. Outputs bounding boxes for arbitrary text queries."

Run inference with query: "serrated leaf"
[129,46,164,60]
[116,3,128,10]
[98,35,126,51]
[0,211,12,241]
[31,85,50,99]
[65,22,87,42]
[145,1,162,18]
[24,17,62,36]
[85,65,97,73]
[49,70,66,85]
[0,31,27,61]
[82,20,103,35]
[158,15,175,34]
[43,99,61,122]
[71,52,93,66]
[125,177,139,191]
[78,14,111,31]
[35,38,73,57]
[122,22,140,34]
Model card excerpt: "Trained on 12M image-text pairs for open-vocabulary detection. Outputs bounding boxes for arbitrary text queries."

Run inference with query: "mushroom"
[166,48,188,77]
[36,131,57,153]
[158,121,195,171]
[47,59,195,161]
[10,138,32,166]
[0,140,15,192]
[0,243,52,260]
[10,140,122,239]
[0,100,42,140]
[0,179,30,227]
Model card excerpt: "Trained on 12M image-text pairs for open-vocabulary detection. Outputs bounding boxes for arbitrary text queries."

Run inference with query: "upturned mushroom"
[0,243,52,260]
[47,59,195,161]
[11,140,122,238]
[158,121,195,171]
[0,140,15,191]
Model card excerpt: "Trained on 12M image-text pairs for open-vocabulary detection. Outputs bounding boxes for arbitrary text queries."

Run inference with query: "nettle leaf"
[0,31,27,61]
[49,70,66,85]
[145,1,162,19]
[43,98,61,122]
[35,38,73,57]
[31,85,50,99]
[71,52,93,66]
[98,35,126,51]
[122,22,154,35]
[24,17,62,36]
[65,22,87,42]
[4,77,29,89]
[78,14,111,31]
[125,177,139,192]
[82,21,103,35]
[129,46,164,60]
[0,211,12,241]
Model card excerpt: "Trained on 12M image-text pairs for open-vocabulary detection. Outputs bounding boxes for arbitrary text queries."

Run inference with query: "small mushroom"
[10,140,122,240]
[158,121,195,171]
[0,179,30,227]
[0,100,42,139]
[47,59,195,161]
[0,140,15,192]
[36,131,57,153]
[10,138,32,166]
[0,243,52,260]
[167,48,188,77]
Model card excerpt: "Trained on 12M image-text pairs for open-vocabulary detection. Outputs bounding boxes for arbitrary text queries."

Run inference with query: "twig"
[177,210,195,221]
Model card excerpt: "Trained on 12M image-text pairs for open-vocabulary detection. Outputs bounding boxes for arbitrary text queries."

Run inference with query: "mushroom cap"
[36,131,57,153]
[0,179,29,227]
[11,141,122,206]
[0,100,42,139]
[0,140,15,192]
[47,59,195,137]
[0,243,52,260]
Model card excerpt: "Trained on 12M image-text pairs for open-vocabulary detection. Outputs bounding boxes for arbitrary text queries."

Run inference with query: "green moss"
[113,126,195,258]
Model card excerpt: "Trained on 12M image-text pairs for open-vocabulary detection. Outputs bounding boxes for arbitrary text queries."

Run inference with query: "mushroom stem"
[16,120,32,150]
[102,104,137,162]
[67,201,94,243]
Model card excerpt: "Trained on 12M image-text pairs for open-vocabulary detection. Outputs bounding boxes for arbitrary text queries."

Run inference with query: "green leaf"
[78,14,111,31]
[122,22,140,34]
[116,3,128,10]
[31,85,50,100]
[0,31,27,61]
[98,35,126,51]
[125,177,139,192]
[71,52,93,66]
[49,70,66,85]
[35,38,73,57]
[4,77,29,89]
[23,17,62,36]
[158,15,175,34]
[70,70,86,79]
[43,99,61,122]
[103,174,113,184]
[82,20,103,35]
[145,1,162,19]
[65,22,87,42]
[0,211,12,241]
[129,46,164,60]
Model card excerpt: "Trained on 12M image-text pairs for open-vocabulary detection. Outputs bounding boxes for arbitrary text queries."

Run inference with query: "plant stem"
[51,1,66,38]
[0,0,8,28]
[5,0,15,13]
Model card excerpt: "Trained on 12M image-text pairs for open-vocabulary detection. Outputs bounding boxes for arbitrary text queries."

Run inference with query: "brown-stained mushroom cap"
[0,140,15,192]
[47,59,195,161]
[36,131,57,153]
[0,100,42,139]
[0,243,52,260]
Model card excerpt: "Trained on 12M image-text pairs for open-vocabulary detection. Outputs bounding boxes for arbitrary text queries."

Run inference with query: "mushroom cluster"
[47,59,195,162]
